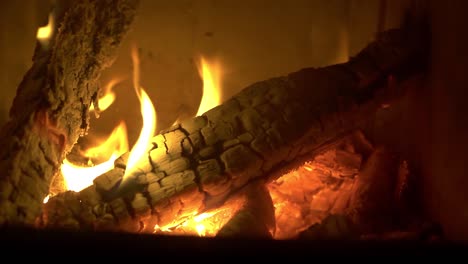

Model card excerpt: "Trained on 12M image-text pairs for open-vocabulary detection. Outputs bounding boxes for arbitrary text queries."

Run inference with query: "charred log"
[0,0,139,226]
[216,181,275,238]
[42,25,428,232]
[347,146,399,234]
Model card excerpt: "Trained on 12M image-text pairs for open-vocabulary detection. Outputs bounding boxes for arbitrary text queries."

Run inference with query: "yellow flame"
[82,121,129,160]
[124,89,156,179]
[123,46,157,180]
[193,212,216,222]
[303,164,314,171]
[195,224,206,237]
[61,122,129,192]
[62,155,118,192]
[154,205,240,237]
[43,195,50,204]
[195,56,223,116]
[90,78,124,112]
[36,13,54,45]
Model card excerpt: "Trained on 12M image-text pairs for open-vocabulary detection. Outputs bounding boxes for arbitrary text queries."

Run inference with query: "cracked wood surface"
[0,0,139,226]
[42,26,428,233]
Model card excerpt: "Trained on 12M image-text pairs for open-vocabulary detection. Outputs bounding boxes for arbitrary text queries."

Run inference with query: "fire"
[62,154,119,192]
[36,13,54,46]
[81,121,129,161]
[172,56,223,126]
[60,78,128,192]
[154,195,245,237]
[61,122,129,192]
[123,89,156,179]
[154,209,230,237]
[122,46,157,180]
[195,56,223,116]
[90,78,124,112]
[59,44,156,191]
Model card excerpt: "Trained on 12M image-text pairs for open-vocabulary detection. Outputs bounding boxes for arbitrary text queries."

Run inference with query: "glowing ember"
[154,194,245,237]
[268,143,363,239]
[36,13,54,46]
[123,46,157,180]
[195,56,223,116]
[155,208,234,237]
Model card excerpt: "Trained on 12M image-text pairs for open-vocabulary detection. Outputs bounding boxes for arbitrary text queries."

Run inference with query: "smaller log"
[347,146,399,233]
[0,0,139,226]
[216,180,275,238]
[298,214,359,240]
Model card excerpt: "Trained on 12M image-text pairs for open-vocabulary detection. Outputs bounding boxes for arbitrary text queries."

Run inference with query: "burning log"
[0,0,139,226]
[347,146,399,234]
[41,24,428,233]
[216,181,275,238]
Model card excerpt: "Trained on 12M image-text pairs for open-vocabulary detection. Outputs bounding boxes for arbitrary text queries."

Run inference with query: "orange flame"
[195,56,223,116]
[62,155,119,192]
[90,78,124,112]
[172,56,223,126]
[154,210,223,237]
[61,122,129,192]
[82,121,129,161]
[154,196,244,237]
[36,13,54,46]
[123,46,157,180]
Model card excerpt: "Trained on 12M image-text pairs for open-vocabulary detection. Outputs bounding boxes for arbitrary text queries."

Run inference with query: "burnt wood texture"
[0,0,139,226]
[42,23,428,232]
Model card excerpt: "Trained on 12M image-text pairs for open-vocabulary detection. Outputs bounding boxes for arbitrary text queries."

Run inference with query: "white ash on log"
[41,24,429,233]
[0,0,139,226]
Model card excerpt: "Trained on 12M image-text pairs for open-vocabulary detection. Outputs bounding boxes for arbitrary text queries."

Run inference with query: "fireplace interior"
[1,0,468,256]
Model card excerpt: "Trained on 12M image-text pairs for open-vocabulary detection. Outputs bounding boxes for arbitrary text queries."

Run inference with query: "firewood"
[347,146,399,233]
[42,25,428,232]
[216,180,275,238]
[0,0,139,226]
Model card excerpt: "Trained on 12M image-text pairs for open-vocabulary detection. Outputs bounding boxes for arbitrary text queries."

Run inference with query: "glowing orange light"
[153,200,243,237]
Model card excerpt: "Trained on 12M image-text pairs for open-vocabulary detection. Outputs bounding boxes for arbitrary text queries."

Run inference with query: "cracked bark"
[0,0,139,226]
[42,25,429,233]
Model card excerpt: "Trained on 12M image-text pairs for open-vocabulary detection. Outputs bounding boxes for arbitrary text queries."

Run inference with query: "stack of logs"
[0,0,434,239]
[41,25,429,237]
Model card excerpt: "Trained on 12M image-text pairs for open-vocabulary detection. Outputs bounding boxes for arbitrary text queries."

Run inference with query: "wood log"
[0,0,139,226]
[216,180,275,238]
[41,24,429,232]
[347,146,399,233]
